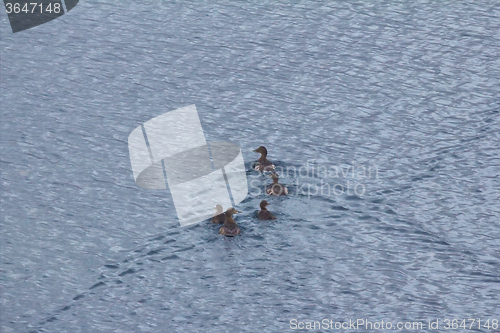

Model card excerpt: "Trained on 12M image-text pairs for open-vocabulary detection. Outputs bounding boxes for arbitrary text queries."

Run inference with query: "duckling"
[266,172,288,196]
[258,200,276,220]
[219,207,242,236]
[253,146,275,171]
[211,204,226,224]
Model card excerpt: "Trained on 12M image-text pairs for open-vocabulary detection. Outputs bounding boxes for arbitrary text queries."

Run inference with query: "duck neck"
[225,213,236,224]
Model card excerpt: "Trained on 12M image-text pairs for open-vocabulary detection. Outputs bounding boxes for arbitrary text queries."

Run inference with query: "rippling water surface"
[1,1,499,332]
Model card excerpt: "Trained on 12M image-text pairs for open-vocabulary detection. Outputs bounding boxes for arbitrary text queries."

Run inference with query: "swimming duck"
[253,146,275,172]
[258,200,276,220]
[266,172,288,196]
[211,204,226,224]
[219,207,242,236]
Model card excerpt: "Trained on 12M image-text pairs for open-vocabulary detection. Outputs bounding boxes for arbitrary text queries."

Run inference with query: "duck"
[266,172,288,196]
[211,204,226,224]
[253,146,275,172]
[219,207,242,236]
[258,200,276,220]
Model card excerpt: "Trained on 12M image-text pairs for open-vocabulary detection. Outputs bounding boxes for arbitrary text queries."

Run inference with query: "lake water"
[1,1,499,332]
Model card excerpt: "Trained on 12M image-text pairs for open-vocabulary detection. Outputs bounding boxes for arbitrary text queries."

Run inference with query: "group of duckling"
[213,146,287,236]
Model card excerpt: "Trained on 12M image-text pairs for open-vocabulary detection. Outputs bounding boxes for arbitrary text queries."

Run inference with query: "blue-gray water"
[1,1,499,332]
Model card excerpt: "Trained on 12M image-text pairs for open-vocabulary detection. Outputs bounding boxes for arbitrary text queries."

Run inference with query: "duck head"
[253,146,268,157]
[214,204,223,214]
[268,172,280,183]
[225,207,241,217]
[259,200,270,209]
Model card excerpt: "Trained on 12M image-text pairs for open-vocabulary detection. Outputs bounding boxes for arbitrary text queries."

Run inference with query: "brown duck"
[266,172,288,196]
[253,146,276,172]
[219,207,242,236]
[258,200,276,220]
